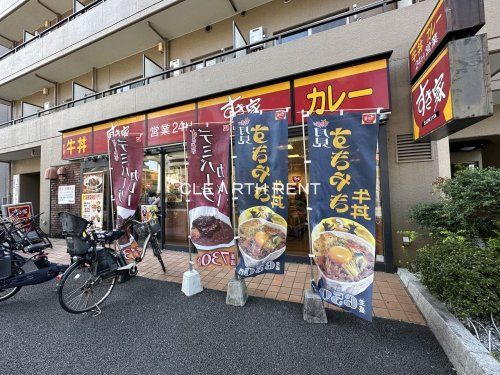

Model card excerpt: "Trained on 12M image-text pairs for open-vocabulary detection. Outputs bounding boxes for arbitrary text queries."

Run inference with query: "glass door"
[164,151,188,248]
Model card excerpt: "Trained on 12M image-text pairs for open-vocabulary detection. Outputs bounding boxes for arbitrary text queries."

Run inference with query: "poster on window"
[187,122,236,267]
[81,172,104,228]
[108,130,144,263]
[234,111,289,278]
[308,112,378,321]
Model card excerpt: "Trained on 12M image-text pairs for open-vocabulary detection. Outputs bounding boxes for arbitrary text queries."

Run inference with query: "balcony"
[0,0,274,98]
[0,0,410,126]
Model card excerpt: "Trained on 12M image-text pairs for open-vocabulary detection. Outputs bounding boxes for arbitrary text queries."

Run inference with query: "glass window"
[286,137,309,255]
[140,155,161,207]
[310,18,348,34]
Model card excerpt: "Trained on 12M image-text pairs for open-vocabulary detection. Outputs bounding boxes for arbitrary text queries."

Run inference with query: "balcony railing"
[0,0,103,60]
[0,0,400,127]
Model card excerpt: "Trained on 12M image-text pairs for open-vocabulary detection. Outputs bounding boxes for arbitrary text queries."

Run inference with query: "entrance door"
[19,172,40,213]
[163,151,188,248]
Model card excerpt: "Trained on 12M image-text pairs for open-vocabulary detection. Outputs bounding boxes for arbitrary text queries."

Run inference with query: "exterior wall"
[49,162,82,237]
[11,156,40,175]
[0,162,8,204]
[451,104,500,139]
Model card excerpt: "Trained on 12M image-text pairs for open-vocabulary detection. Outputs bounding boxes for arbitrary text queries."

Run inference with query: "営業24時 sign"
[409,0,485,82]
[412,35,492,140]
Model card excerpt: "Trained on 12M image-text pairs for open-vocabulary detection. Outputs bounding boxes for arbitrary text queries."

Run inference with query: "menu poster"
[308,112,379,321]
[81,172,104,229]
[233,111,289,278]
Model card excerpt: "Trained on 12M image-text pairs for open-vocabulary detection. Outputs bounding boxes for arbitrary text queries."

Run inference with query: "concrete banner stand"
[182,268,203,296]
[303,288,327,324]
[226,276,248,306]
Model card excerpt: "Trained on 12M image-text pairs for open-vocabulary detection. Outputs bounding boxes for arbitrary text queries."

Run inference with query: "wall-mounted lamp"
[44,167,58,180]
[42,87,49,95]
[44,20,51,28]
[157,42,164,53]
[57,167,67,178]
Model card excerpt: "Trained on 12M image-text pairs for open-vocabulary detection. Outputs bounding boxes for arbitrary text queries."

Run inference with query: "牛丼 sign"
[409,0,485,82]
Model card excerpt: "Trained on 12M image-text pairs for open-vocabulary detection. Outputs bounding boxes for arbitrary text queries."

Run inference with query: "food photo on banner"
[234,110,289,278]
[107,127,144,263]
[187,122,236,267]
[307,112,379,321]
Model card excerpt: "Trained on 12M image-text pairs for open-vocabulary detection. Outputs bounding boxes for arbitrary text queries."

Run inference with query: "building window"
[276,12,349,45]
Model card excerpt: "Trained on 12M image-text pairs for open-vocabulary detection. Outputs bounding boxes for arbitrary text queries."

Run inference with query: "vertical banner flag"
[187,122,236,267]
[234,111,289,277]
[308,112,379,321]
[108,129,144,263]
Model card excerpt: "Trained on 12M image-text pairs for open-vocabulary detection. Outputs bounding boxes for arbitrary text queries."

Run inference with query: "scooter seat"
[25,243,51,253]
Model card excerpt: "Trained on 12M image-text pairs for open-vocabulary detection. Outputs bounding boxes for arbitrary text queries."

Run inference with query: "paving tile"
[388,309,408,321]
[46,239,423,325]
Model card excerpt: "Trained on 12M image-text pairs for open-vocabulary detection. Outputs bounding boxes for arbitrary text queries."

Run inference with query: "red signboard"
[147,104,195,146]
[293,59,390,123]
[412,47,453,140]
[93,115,146,155]
[197,82,291,123]
[62,127,93,160]
[409,0,447,81]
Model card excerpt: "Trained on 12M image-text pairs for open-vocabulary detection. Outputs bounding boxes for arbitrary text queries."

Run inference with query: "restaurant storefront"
[59,55,393,271]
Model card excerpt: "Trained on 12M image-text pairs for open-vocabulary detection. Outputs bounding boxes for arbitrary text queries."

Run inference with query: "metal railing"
[0,0,400,128]
[0,0,104,60]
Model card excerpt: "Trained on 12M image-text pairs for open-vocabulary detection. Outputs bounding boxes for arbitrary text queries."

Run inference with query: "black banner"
[234,111,289,277]
[308,112,379,321]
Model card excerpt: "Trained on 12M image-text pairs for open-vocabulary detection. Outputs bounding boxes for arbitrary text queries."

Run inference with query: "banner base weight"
[226,276,248,306]
[181,270,203,296]
[303,288,327,324]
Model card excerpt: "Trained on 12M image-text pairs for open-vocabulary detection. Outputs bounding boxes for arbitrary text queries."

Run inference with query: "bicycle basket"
[58,212,89,236]
[133,222,149,239]
[59,212,91,256]
[150,218,161,234]
[65,236,92,256]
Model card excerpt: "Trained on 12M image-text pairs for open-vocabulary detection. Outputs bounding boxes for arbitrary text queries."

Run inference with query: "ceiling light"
[459,146,476,151]
[288,154,301,158]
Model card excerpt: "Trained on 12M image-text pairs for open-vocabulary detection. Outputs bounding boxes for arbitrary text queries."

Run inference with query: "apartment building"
[0,0,498,270]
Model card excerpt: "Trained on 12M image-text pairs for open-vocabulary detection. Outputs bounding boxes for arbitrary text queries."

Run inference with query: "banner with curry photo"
[187,122,236,268]
[308,112,379,321]
[234,111,289,278]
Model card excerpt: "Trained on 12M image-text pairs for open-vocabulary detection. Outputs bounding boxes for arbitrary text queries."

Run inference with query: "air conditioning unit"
[249,27,265,52]
[205,58,217,67]
[169,59,182,76]
[43,101,50,110]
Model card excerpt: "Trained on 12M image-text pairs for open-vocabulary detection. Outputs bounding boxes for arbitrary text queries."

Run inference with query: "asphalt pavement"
[0,276,454,374]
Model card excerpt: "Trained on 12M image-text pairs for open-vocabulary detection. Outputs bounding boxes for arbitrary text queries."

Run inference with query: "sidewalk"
[45,238,425,325]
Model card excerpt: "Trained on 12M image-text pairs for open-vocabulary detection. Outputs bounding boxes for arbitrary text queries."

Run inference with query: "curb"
[397,268,500,375]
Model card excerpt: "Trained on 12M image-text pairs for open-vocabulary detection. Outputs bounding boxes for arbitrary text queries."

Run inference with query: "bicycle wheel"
[151,237,166,273]
[0,268,24,302]
[58,261,117,314]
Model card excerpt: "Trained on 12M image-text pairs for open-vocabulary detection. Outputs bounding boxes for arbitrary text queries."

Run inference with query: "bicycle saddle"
[25,243,51,253]
[104,230,125,242]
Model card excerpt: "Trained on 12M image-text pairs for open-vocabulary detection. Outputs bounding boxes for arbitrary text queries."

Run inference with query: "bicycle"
[0,242,67,302]
[57,212,166,314]
[0,212,52,252]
